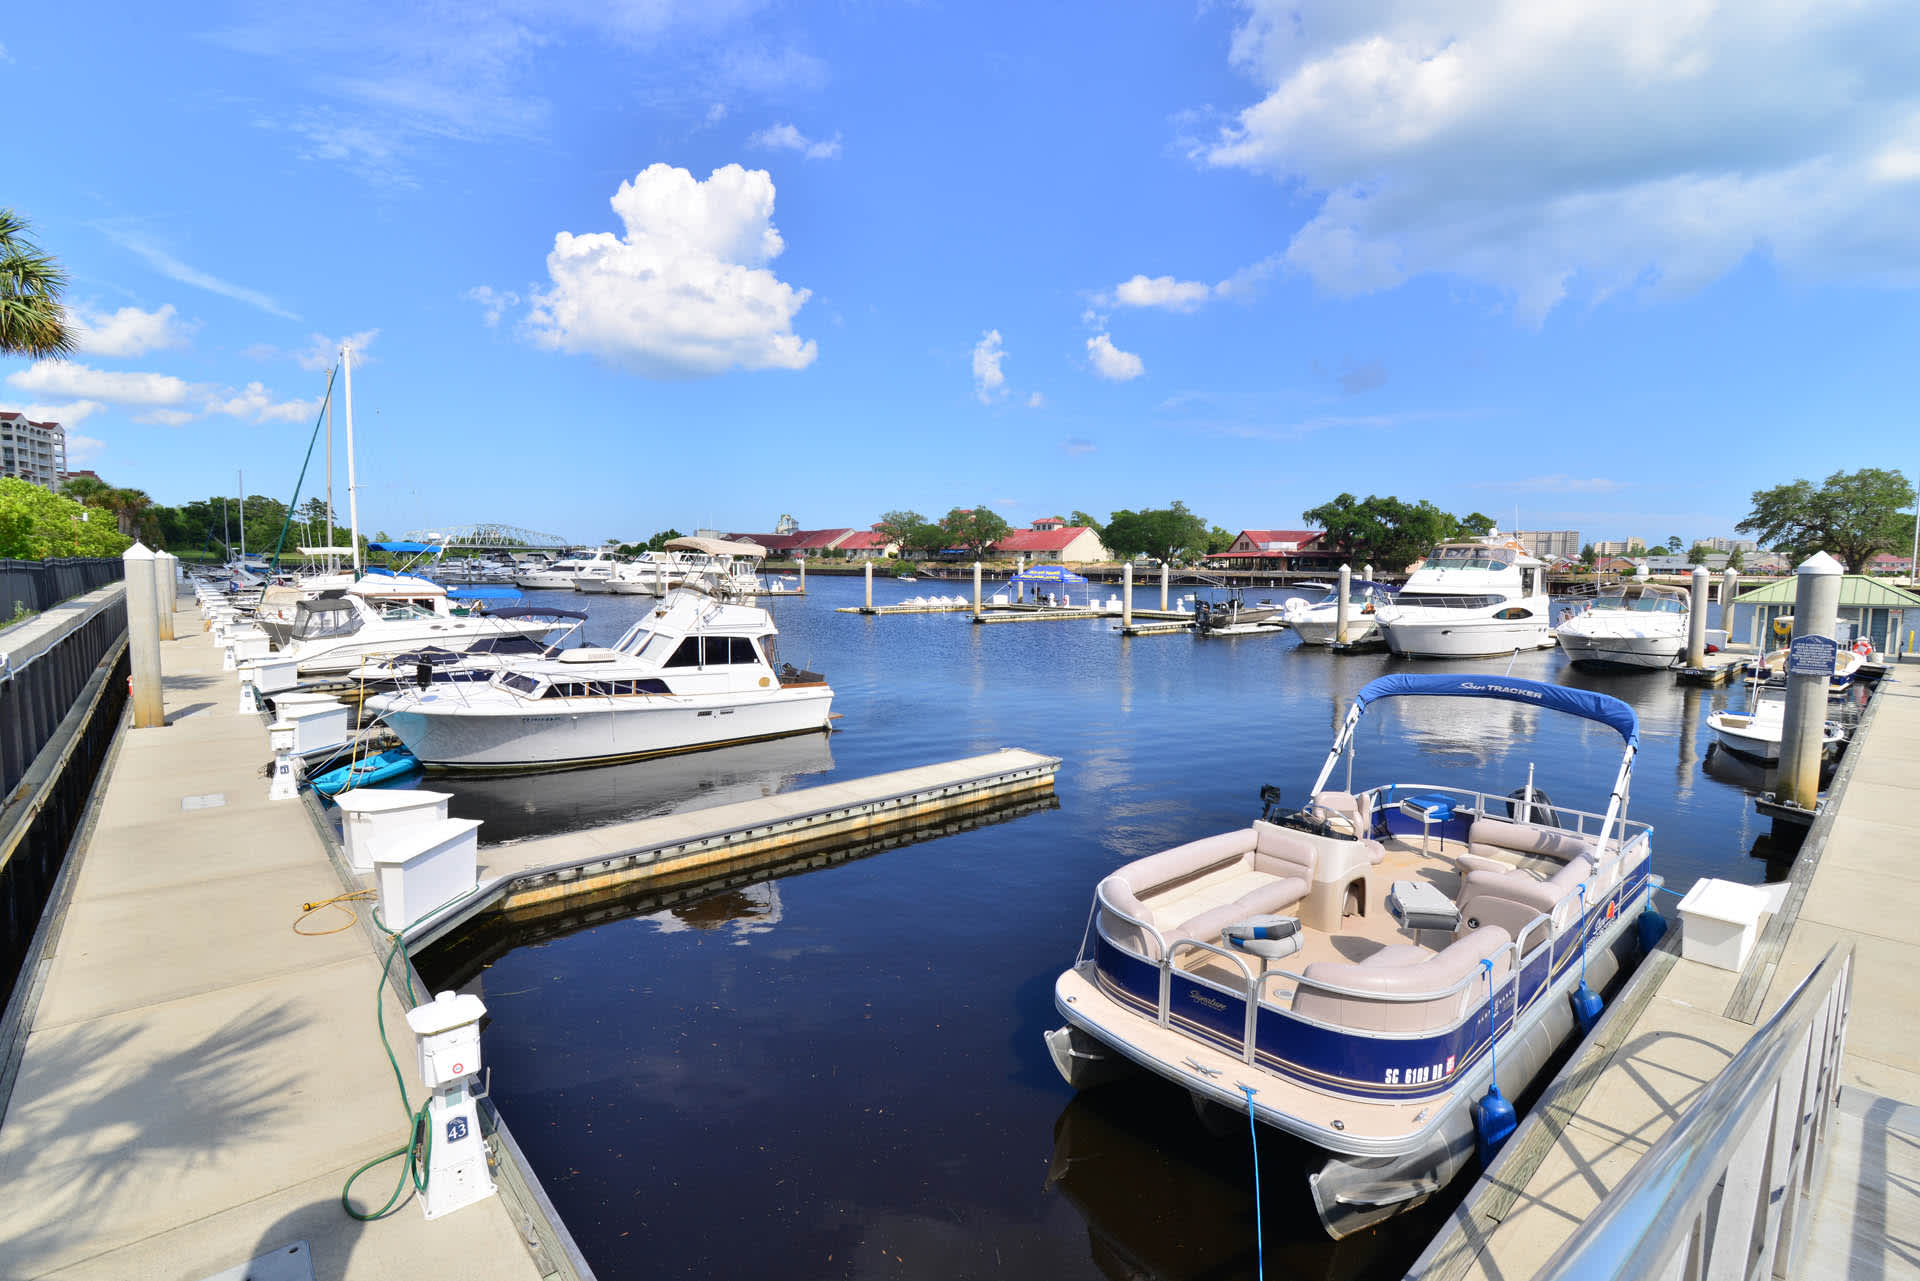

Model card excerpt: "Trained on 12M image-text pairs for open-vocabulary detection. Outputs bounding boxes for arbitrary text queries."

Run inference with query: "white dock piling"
[799,558,806,593]
[152,551,175,641]
[1363,563,1374,582]
[972,561,982,620]
[1159,561,1169,612]
[123,542,165,728]
[1336,563,1352,644]
[1123,562,1134,631]
[1723,566,1740,609]
[1777,553,1842,810]
[864,560,873,611]
[1687,565,1710,667]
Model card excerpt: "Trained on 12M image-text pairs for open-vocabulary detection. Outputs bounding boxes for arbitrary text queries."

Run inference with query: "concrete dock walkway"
[0,605,550,1281]
[1414,673,1920,1279]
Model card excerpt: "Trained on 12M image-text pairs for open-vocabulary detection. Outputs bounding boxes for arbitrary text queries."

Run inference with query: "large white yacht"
[366,584,833,769]
[263,590,558,676]
[514,548,618,590]
[1373,539,1555,658]
[1554,584,1690,670]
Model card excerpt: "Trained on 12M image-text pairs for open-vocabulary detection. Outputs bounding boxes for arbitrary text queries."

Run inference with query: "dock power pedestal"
[405,990,497,1220]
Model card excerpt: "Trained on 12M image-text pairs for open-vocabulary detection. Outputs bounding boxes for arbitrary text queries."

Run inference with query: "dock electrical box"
[405,990,497,1219]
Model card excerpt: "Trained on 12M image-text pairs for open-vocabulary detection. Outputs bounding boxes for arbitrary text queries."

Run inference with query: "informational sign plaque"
[1786,634,1838,677]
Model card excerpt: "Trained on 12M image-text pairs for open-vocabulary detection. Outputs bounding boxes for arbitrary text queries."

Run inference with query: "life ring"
[1852,638,1872,657]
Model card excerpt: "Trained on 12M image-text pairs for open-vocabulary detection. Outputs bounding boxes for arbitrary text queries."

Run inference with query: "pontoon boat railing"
[1535,943,1853,1281]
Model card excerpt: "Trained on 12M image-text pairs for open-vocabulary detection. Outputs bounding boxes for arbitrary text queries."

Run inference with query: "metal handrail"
[1537,943,1853,1281]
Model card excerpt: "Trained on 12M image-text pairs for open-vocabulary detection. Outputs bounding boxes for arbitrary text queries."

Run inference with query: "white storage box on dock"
[373,817,482,928]
[1676,878,1771,972]
[335,789,452,874]
[273,697,350,754]
[227,632,272,663]
[239,654,299,694]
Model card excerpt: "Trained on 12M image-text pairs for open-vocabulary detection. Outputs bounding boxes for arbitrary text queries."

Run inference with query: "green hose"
[340,911,433,1220]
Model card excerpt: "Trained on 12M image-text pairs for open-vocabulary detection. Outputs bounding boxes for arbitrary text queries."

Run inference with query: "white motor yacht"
[366,584,832,770]
[265,591,557,676]
[1286,579,1395,646]
[514,548,616,590]
[1554,584,1690,670]
[1374,539,1555,658]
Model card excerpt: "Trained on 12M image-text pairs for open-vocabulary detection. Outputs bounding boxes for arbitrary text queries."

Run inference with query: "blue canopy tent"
[1009,563,1089,606]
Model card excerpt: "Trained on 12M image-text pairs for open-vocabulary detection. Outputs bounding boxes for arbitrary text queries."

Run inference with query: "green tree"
[1580,543,1598,567]
[905,521,947,555]
[1301,492,1479,572]
[0,209,73,357]
[1686,544,1711,565]
[1069,510,1105,538]
[873,510,926,554]
[644,528,685,552]
[1099,502,1211,562]
[0,479,132,557]
[1736,468,1915,572]
[1458,511,1497,538]
[1205,524,1235,555]
[1729,547,1745,570]
[940,506,1010,558]
[1665,535,1683,554]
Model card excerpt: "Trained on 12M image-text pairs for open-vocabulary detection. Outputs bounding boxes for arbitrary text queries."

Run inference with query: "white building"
[0,413,67,489]
[1515,529,1580,560]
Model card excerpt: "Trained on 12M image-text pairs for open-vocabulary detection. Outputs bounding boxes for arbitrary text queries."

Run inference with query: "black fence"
[0,558,126,620]
[0,592,129,1007]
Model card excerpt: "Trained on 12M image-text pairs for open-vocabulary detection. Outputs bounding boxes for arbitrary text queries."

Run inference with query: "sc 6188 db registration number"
[1385,1055,1454,1085]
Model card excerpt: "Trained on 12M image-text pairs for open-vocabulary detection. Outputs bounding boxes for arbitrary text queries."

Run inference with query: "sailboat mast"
[344,343,362,575]
[238,469,246,560]
[326,369,335,562]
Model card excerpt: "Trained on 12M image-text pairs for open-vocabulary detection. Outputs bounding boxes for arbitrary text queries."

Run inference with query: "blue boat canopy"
[368,540,444,555]
[1352,673,1638,747]
[445,585,523,601]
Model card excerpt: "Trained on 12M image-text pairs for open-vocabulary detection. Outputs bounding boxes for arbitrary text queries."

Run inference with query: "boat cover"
[486,606,587,621]
[1352,673,1638,747]
[445,585,523,600]
[368,541,444,554]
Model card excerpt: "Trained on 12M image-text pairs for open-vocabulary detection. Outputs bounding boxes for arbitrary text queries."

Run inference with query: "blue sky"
[5,1,1918,547]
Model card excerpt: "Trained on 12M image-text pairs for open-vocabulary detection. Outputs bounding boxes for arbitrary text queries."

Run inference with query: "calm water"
[410,577,1807,1280]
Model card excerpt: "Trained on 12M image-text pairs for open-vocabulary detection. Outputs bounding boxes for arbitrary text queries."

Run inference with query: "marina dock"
[1411,670,1920,1280]
[0,599,572,1281]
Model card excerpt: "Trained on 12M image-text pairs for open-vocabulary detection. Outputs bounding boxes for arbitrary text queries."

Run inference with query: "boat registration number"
[1385,1054,1455,1086]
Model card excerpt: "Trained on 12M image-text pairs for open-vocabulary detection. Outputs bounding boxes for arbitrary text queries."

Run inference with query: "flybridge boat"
[340,608,588,689]
[1554,584,1690,671]
[1046,674,1655,1238]
[1285,579,1396,646]
[1374,539,1556,658]
[263,591,557,677]
[366,584,833,770]
[514,548,618,590]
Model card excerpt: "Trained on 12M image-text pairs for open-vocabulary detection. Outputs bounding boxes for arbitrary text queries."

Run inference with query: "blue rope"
[1241,1083,1264,1278]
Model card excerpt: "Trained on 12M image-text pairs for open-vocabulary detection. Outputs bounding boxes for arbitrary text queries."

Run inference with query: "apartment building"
[0,413,67,489]
[1514,529,1581,560]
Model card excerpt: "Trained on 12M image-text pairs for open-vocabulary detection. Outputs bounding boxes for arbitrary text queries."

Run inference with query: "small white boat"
[1374,537,1556,658]
[1707,692,1847,763]
[1555,584,1690,671]
[1286,579,1395,646]
[1753,644,1867,691]
[1047,673,1654,1238]
[367,584,832,770]
[1193,591,1289,636]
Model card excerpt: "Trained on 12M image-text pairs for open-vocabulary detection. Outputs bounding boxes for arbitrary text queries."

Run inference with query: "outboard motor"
[415,660,434,689]
[1259,784,1283,822]
[1506,785,1565,829]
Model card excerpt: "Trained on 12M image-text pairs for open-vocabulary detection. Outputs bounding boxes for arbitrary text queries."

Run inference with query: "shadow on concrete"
[0,1000,305,1276]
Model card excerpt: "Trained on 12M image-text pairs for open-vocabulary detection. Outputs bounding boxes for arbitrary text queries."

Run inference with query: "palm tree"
[0,210,74,358]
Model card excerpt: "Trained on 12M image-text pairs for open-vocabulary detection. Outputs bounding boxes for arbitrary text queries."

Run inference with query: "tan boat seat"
[1098,826,1318,960]
[1457,817,1600,878]
[1293,926,1514,1033]
[1309,790,1388,865]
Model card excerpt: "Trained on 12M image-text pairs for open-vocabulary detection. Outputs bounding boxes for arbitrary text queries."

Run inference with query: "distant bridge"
[400,522,575,551]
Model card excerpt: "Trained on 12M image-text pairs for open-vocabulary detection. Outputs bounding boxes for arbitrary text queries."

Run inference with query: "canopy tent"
[1011,565,1089,585]
[1351,673,1638,747]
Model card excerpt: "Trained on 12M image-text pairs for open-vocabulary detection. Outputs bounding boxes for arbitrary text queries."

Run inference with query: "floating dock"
[393,747,1060,950]
[1673,649,1752,685]
[1411,671,1920,1279]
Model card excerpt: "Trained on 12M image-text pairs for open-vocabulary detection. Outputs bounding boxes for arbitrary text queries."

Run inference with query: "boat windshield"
[1425,544,1517,571]
[1635,591,1687,614]
[1592,591,1629,610]
[373,601,438,621]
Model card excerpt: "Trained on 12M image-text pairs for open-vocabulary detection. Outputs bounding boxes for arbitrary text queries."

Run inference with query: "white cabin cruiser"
[341,607,588,690]
[1285,579,1396,646]
[514,549,617,590]
[1047,674,1655,1238]
[1554,585,1690,671]
[367,585,833,770]
[1374,541,1555,658]
[265,591,557,677]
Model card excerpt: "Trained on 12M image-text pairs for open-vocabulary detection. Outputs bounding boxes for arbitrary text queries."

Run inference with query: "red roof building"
[1204,530,1340,571]
[836,529,900,559]
[990,525,1110,563]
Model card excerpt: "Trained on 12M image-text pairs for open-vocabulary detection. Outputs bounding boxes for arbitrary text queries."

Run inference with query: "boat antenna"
[343,342,362,576]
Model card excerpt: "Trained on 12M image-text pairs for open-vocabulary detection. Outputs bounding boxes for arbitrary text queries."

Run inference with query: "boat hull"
[380,685,836,770]
[1291,617,1380,647]
[1555,631,1685,670]
[1379,615,1555,658]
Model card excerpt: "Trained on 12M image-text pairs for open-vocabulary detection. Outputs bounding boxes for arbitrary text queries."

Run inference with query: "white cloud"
[706,103,729,124]
[7,362,192,406]
[97,226,299,320]
[525,163,816,377]
[1202,0,1920,323]
[1086,333,1144,381]
[466,286,521,328]
[1027,391,1045,409]
[1062,435,1095,455]
[297,329,379,371]
[207,381,321,425]
[66,434,105,465]
[748,122,842,160]
[1114,275,1213,312]
[0,400,106,429]
[972,330,1007,403]
[68,304,190,358]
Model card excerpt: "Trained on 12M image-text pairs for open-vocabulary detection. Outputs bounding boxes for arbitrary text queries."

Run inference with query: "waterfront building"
[992,523,1110,565]
[0,412,68,489]
[836,528,901,560]
[1701,536,1759,553]
[1203,529,1342,573]
[1515,529,1580,560]
[1592,537,1647,557]
[728,528,857,559]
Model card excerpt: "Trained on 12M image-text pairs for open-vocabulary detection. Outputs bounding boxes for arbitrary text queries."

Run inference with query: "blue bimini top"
[1351,673,1638,747]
